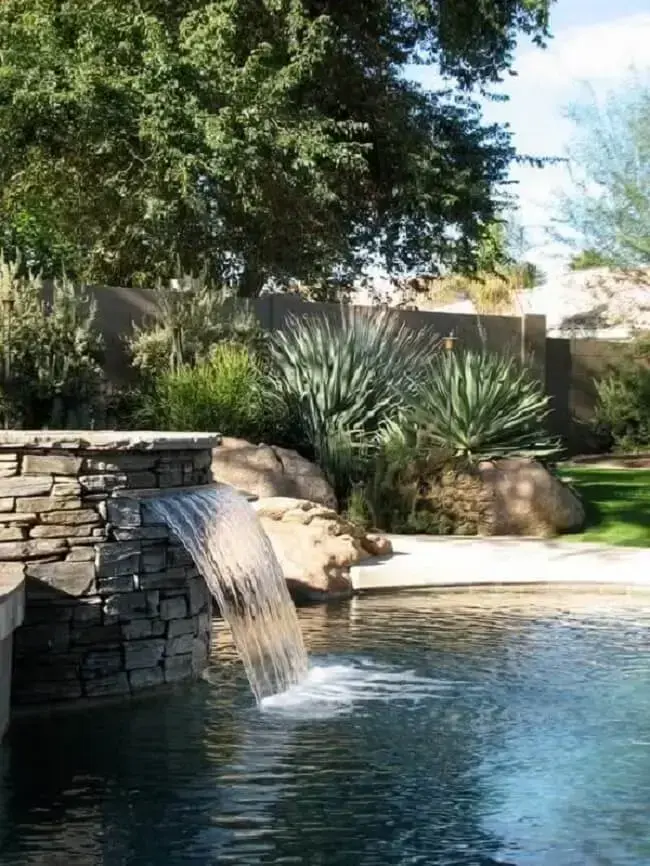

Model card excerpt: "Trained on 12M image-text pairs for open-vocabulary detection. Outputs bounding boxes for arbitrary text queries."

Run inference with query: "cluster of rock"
[1,433,218,707]
[412,465,493,536]
[412,458,584,538]
[478,458,585,537]
[211,438,393,600]
[212,438,584,599]
[254,498,392,601]
[212,438,337,508]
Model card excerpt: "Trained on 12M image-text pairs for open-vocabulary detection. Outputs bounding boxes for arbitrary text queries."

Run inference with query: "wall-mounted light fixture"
[443,330,457,352]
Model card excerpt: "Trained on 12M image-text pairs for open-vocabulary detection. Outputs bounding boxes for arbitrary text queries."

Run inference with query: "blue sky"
[413,0,650,277]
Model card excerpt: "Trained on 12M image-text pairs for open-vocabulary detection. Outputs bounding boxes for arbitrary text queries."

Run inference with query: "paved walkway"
[350,535,650,593]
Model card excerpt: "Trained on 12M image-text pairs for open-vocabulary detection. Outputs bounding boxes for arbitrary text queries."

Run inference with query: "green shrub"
[135,343,288,441]
[594,334,650,451]
[345,485,373,529]
[269,308,437,500]
[414,348,559,461]
[342,425,416,531]
[129,271,266,381]
[0,253,103,427]
[347,430,481,536]
[359,422,420,530]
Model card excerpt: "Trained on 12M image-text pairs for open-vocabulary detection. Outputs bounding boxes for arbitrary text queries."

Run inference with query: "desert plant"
[0,252,103,427]
[359,421,418,528]
[414,349,560,461]
[269,307,437,498]
[594,334,650,450]
[344,484,373,529]
[135,342,288,440]
[129,269,266,380]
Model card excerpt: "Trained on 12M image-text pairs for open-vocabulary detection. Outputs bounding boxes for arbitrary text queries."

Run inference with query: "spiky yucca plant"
[415,349,560,461]
[269,308,437,499]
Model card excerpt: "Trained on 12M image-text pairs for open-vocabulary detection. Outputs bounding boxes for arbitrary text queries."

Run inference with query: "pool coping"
[0,430,221,452]
[350,536,650,594]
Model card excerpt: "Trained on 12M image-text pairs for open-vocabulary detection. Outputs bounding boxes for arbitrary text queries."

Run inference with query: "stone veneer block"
[0,477,53,498]
[22,453,83,476]
[160,596,188,621]
[5,431,220,712]
[129,666,165,689]
[106,498,142,528]
[168,617,196,638]
[24,561,95,596]
[0,539,68,560]
[164,654,193,683]
[41,509,100,525]
[16,496,82,513]
[124,638,165,671]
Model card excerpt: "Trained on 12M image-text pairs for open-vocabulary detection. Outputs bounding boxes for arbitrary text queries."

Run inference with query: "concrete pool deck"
[350,536,650,593]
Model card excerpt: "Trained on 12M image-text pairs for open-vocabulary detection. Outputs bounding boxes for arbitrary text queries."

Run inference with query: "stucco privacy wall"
[75,284,547,390]
[0,432,218,708]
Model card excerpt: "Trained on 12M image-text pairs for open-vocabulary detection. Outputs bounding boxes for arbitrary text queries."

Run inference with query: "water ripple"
[2,588,650,866]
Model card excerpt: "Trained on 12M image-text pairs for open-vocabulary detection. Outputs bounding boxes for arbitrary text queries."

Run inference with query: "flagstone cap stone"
[0,431,221,452]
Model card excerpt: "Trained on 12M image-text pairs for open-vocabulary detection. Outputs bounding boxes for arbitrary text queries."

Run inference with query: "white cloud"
[410,10,650,276]
[482,12,650,274]
[514,12,650,91]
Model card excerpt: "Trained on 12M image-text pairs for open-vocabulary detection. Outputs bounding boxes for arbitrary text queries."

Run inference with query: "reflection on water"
[2,588,650,865]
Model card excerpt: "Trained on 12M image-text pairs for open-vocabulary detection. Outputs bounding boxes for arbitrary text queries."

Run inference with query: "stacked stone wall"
[0,433,219,707]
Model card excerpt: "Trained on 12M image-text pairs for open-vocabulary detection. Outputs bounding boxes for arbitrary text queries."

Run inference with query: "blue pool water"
[1,589,649,865]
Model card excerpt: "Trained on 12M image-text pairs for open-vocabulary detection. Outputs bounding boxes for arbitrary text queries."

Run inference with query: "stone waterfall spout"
[144,485,309,702]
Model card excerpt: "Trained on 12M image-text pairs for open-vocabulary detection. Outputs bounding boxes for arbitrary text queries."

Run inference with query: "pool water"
[1,589,650,865]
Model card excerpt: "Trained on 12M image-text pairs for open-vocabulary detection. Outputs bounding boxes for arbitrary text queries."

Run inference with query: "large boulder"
[211,438,336,509]
[478,458,585,537]
[253,497,392,602]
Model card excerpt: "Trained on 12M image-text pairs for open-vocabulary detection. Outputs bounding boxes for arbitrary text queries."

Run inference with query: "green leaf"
[414,348,560,461]
[0,0,551,290]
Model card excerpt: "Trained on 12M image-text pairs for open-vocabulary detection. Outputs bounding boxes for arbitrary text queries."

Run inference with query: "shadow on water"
[0,598,513,866]
[0,681,510,866]
[3,593,650,865]
[0,679,243,866]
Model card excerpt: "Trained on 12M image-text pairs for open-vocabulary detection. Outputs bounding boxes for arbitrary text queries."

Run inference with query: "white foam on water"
[260,658,469,719]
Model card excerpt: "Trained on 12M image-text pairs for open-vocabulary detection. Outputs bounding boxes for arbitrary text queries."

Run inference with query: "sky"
[413,0,650,279]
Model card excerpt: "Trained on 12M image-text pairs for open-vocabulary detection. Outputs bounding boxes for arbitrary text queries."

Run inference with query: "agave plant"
[269,308,437,499]
[414,349,560,461]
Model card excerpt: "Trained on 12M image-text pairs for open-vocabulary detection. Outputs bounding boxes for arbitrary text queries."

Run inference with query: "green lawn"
[557,468,650,547]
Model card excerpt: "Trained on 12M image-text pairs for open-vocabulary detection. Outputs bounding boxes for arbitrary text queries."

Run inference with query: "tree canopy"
[0,0,552,293]
[558,73,650,270]
[405,218,542,314]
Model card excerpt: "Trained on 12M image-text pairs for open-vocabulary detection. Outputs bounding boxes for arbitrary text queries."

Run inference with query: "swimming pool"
[1,588,648,865]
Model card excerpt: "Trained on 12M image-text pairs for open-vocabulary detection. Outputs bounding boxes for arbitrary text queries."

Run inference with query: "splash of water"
[145,484,309,703]
[258,659,475,719]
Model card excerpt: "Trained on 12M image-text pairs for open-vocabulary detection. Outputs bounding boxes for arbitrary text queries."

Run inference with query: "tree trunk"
[239,261,265,298]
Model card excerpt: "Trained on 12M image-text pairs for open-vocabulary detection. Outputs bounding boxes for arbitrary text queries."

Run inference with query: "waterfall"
[144,485,309,703]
